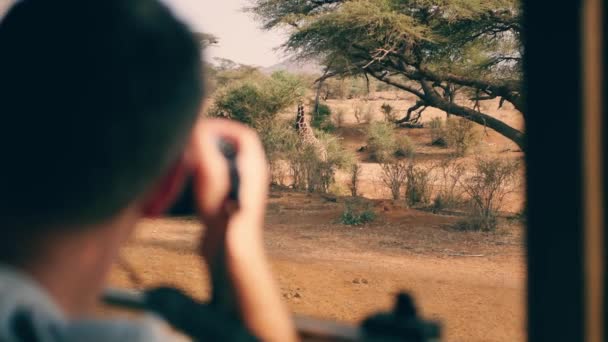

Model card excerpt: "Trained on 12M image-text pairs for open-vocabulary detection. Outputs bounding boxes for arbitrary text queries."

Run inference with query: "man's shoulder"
[59,316,178,342]
[1,304,177,342]
[0,266,177,341]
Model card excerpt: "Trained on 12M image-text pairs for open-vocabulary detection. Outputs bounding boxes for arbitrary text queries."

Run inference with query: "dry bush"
[457,158,520,231]
[349,163,362,197]
[353,102,372,124]
[269,161,288,186]
[432,158,467,211]
[381,103,397,122]
[395,135,415,158]
[288,132,353,193]
[353,102,364,124]
[445,118,480,156]
[321,78,348,100]
[305,152,334,193]
[260,120,300,186]
[348,77,368,99]
[367,122,415,162]
[289,147,337,193]
[329,182,350,197]
[405,163,433,206]
[287,144,313,191]
[380,159,408,200]
[375,81,392,92]
[429,117,480,156]
[362,104,374,123]
[429,117,447,146]
[333,108,346,128]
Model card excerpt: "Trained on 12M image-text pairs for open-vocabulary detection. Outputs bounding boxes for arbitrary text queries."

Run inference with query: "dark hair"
[0,0,203,237]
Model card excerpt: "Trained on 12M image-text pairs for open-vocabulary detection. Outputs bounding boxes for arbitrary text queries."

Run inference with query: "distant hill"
[261,58,323,75]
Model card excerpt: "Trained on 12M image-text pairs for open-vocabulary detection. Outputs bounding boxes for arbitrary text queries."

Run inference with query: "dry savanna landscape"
[104,1,525,340]
[107,88,526,342]
[0,0,528,341]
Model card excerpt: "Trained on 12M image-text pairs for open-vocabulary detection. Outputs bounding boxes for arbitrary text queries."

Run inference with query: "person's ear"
[140,154,192,218]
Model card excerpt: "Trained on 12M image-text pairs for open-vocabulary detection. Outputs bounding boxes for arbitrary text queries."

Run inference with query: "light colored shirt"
[0,265,175,341]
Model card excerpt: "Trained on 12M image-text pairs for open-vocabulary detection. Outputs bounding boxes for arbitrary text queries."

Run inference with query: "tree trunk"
[314,79,323,118]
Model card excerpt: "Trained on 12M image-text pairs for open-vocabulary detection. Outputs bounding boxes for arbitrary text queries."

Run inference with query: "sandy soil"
[107,191,525,342]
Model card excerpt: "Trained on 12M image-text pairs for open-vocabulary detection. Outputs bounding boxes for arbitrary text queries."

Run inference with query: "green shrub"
[311,103,335,132]
[260,120,299,159]
[209,83,263,126]
[366,121,397,162]
[340,198,376,226]
[359,210,377,222]
[210,71,305,129]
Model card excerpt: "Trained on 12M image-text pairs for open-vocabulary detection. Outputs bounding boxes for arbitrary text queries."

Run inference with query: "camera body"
[167,177,196,216]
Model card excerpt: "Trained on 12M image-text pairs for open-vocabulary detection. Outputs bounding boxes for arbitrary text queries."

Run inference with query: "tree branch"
[397,100,426,124]
[420,69,524,113]
[367,70,424,98]
[420,80,524,150]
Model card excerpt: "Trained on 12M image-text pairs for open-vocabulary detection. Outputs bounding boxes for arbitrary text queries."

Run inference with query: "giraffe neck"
[296,104,308,133]
[294,104,328,161]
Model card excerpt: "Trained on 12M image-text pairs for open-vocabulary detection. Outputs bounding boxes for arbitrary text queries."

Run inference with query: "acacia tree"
[249,0,525,150]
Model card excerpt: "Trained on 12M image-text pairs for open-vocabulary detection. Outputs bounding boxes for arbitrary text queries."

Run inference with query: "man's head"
[0,0,203,260]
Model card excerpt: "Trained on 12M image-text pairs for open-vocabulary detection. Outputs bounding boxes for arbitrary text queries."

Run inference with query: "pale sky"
[162,0,287,67]
[0,0,287,67]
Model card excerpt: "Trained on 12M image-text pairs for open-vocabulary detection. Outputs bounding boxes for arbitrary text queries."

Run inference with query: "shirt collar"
[0,264,65,322]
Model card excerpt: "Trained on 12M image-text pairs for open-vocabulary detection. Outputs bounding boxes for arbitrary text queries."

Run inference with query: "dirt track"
[108,191,525,342]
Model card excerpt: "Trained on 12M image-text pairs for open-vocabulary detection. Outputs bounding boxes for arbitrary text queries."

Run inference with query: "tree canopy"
[210,71,306,127]
[248,0,524,149]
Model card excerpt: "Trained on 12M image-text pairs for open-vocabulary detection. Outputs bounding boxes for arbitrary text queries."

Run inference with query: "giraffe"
[295,102,328,162]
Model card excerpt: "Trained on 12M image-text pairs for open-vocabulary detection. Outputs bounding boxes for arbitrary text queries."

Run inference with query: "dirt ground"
[107,191,525,342]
